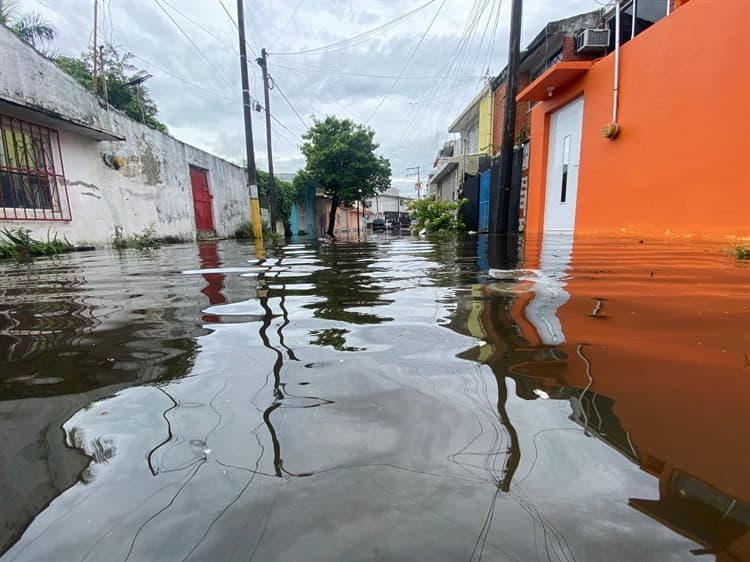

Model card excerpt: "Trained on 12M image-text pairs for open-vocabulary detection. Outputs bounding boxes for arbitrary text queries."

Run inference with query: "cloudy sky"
[27,0,599,197]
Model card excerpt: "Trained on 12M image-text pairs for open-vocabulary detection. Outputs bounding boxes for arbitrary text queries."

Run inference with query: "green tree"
[256,169,298,230]
[300,116,391,237]
[55,43,167,132]
[1,3,56,52]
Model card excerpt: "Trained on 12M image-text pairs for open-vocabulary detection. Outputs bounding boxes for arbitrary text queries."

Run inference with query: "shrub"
[736,247,750,260]
[408,196,467,233]
[113,226,160,250]
[0,228,74,260]
[235,221,255,239]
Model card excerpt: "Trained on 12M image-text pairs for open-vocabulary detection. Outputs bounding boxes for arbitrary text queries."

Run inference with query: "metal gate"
[478,170,491,232]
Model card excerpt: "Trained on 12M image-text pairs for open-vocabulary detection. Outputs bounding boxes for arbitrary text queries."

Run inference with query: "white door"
[544,97,584,231]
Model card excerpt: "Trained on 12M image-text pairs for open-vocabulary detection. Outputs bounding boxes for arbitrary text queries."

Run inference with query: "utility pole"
[99,45,109,110]
[92,0,98,94]
[237,0,263,241]
[258,48,280,234]
[494,0,523,235]
[406,166,422,199]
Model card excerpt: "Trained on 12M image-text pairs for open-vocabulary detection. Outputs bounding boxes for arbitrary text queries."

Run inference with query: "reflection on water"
[0,235,748,561]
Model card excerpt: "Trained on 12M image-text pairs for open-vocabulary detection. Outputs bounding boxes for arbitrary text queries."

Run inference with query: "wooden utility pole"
[406,166,422,199]
[99,45,109,109]
[494,0,523,234]
[237,0,263,241]
[92,0,98,94]
[258,48,280,233]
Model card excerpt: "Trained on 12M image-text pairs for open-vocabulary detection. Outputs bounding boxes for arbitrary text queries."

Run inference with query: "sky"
[25,0,600,197]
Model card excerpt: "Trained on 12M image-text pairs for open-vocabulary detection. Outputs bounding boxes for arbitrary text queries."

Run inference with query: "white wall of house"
[0,25,249,247]
[365,192,411,217]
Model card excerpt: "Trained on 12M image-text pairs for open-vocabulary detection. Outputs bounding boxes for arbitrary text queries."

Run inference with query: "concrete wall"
[524,0,750,240]
[0,25,249,246]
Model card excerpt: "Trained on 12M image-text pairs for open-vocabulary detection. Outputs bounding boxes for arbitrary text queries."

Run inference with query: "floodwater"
[0,234,748,562]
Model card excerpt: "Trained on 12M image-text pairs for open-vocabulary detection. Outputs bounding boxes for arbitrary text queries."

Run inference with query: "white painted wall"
[0,25,250,246]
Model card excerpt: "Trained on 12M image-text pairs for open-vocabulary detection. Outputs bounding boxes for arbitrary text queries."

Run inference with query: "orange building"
[519,0,749,241]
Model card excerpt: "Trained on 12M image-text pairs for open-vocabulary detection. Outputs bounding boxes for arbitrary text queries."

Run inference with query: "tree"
[55,43,167,132]
[300,116,391,237]
[1,4,56,53]
[256,169,298,231]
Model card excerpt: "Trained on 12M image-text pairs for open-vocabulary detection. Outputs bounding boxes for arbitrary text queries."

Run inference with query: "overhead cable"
[366,0,447,124]
[153,0,239,95]
[269,0,437,56]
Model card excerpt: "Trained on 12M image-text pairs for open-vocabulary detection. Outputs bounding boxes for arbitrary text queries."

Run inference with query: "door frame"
[542,96,584,232]
[189,164,215,233]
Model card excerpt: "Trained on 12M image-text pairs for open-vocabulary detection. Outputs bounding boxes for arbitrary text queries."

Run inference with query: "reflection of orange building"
[520,0,750,240]
[464,234,750,561]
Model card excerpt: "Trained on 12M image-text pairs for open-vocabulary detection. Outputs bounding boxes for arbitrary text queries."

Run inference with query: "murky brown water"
[1,234,748,561]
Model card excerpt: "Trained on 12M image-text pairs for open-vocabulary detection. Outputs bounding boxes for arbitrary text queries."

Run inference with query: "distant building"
[364,188,412,222]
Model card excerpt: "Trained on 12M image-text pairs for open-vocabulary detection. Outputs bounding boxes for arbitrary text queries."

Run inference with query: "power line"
[271,76,309,131]
[160,0,238,53]
[152,0,238,95]
[270,0,303,49]
[131,54,238,104]
[269,0,437,56]
[216,0,258,57]
[366,0,447,124]
[272,60,482,81]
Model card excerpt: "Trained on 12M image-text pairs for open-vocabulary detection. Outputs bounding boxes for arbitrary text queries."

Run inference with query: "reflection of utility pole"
[406,166,422,199]
[236,0,263,241]
[258,48,280,233]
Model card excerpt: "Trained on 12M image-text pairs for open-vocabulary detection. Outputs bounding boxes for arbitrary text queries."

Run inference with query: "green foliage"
[2,4,56,52]
[0,228,74,260]
[113,226,161,250]
[235,221,255,239]
[256,169,298,226]
[736,247,750,260]
[408,196,467,233]
[300,115,391,235]
[55,44,167,132]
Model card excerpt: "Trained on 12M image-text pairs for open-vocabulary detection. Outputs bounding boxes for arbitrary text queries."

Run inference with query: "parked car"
[371,218,385,232]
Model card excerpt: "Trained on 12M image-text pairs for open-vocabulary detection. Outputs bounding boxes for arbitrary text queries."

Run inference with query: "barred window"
[0,115,71,221]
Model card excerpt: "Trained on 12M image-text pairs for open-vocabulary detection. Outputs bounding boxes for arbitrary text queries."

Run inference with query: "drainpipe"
[612,0,621,124]
[631,0,637,39]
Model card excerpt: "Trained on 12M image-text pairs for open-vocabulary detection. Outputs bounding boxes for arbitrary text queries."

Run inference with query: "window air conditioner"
[575,29,610,54]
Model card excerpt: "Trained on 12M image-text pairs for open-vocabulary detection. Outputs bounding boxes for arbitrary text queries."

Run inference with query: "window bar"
[8,118,29,220]
[32,122,54,220]
[0,115,9,217]
[54,130,71,221]
[0,115,18,219]
[19,118,38,220]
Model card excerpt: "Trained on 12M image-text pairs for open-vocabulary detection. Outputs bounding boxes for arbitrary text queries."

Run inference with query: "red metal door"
[189,166,214,232]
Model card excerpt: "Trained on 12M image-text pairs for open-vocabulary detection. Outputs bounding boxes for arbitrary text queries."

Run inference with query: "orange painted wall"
[525,0,750,240]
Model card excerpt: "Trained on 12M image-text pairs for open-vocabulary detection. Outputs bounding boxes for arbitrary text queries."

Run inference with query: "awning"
[0,98,124,141]
[516,61,594,103]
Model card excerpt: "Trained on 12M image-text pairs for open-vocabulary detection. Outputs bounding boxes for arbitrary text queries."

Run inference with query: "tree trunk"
[326,194,339,237]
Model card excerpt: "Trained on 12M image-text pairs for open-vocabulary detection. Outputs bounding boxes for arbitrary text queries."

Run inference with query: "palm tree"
[1,2,57,51]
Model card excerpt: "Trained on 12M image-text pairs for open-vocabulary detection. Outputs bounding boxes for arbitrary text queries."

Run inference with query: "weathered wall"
[0,25,249,246]
[524,0,750,240]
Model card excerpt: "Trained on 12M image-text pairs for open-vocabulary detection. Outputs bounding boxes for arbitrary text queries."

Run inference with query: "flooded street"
[1,235,748,561]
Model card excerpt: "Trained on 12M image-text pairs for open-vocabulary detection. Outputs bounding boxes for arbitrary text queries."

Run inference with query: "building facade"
[0,25,250,247]
[520,0,748,240]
